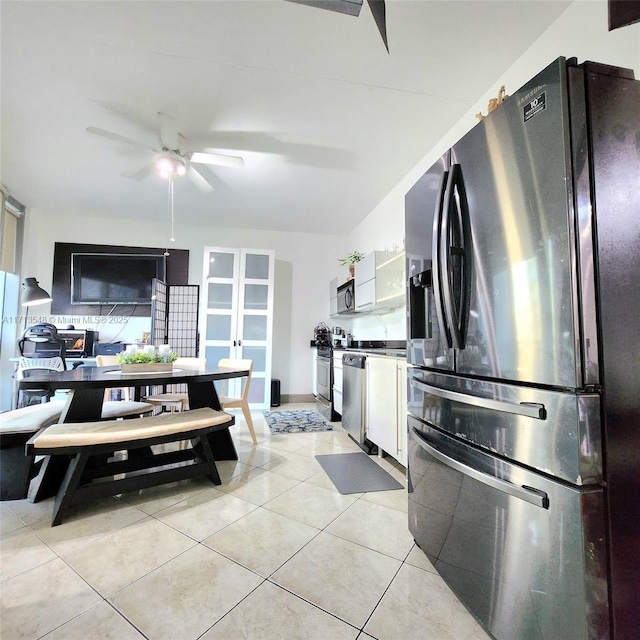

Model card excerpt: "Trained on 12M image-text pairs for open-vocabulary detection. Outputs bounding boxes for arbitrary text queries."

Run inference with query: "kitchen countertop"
[334,339,406,358]
[310,340,406,358]
[341,348,406,358]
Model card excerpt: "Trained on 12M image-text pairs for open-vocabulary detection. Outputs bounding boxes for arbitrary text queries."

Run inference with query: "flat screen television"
[71,253,166,305]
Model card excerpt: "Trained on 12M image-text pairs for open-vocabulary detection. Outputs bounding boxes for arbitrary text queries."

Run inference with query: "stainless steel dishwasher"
[342,353,366,447]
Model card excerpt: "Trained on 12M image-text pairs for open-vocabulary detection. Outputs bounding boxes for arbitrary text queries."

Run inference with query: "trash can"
[270,379,281,407]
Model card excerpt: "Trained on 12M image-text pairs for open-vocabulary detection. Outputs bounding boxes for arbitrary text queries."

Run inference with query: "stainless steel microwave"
[337,280,355,314]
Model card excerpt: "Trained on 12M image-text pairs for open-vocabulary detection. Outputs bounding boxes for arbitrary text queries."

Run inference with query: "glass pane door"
[201,247,274,408]
[236,250,274,407]
[202,248,241,394]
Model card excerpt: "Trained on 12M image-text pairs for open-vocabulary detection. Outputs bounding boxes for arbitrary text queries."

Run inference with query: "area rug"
[315,452,404,494]
[263,409,334,434]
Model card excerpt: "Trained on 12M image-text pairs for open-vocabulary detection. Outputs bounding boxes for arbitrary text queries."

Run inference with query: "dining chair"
[218,358,257,444]
[15,356,66,406]
[142,357,206,413]
[96,355,130,401]
[94,355,154,418]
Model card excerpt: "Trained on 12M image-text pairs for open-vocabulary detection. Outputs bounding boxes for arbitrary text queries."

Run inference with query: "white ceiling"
[1,0,572,235]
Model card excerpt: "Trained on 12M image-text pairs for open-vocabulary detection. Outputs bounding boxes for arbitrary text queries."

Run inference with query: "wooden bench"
[0,400,153,501]
[26,407,234,526]
[1,402,66,500]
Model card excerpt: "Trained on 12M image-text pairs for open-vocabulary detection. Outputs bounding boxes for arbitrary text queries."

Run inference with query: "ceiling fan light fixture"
[156,156,173,178]
[156,155,187,179]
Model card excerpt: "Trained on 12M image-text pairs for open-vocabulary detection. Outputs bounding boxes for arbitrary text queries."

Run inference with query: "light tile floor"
[0,403,491,640]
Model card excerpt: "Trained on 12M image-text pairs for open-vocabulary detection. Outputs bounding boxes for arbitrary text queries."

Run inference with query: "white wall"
[347,0,640,340]
[21,208,349,396]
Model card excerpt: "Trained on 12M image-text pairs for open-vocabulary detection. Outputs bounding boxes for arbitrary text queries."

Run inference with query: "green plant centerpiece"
[339,251,365,278]
[117,349,178,373]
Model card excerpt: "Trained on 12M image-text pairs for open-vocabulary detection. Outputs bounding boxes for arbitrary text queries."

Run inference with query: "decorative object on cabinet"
[476,85,509,121]
[338,250,365,279]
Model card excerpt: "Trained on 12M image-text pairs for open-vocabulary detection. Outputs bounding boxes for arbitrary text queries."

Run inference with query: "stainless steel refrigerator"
[405,57,639,640]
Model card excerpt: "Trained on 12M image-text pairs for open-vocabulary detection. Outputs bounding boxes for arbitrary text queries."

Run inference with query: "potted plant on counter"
[339,251,365,279]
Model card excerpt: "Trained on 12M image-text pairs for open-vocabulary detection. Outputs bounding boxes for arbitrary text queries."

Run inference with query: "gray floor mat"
[315,452,404,494]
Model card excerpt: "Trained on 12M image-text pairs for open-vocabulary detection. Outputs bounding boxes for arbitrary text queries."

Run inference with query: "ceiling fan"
[284,0,388,52]
[86,112,244,192]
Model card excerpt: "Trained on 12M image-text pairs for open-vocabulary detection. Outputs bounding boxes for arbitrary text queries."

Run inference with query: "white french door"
[201,247,274,409]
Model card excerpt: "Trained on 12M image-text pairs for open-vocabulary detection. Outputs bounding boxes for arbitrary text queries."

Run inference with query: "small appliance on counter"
[57,329,98,358]
[332,326,347,347]
[93,342,126,356]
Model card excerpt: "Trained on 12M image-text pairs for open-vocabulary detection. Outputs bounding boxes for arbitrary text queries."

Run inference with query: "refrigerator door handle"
[412,427,550,509]
[410,377,547,420]
[431,170,452,347]
[441,163,470,350]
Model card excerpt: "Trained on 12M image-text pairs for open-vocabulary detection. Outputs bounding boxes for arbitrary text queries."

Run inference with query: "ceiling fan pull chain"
[169,175,176,242]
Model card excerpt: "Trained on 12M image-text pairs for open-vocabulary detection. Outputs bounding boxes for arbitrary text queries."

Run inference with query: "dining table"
[17,363,249,501]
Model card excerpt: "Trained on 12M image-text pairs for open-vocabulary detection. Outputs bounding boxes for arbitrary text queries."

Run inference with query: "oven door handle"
[410,377,546,420]
[412,427,549,508]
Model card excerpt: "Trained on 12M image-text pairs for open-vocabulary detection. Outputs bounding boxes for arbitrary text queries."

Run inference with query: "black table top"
[17,365,248,390]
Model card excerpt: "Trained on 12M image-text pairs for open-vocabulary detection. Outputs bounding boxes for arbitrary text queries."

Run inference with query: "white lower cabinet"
[396,361,408,466]
[311,346,317,396]
[365,356,407,466]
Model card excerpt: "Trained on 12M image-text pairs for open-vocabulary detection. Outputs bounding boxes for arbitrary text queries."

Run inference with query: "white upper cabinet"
[329,277,339,317]
[354,250,405,312]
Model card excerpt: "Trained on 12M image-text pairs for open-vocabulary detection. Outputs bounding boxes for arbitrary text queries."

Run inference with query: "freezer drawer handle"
[410,378,547,420]
[412,427,549,509]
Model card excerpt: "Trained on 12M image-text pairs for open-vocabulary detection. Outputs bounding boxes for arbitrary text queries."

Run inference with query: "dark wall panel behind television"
[52,243,189,316]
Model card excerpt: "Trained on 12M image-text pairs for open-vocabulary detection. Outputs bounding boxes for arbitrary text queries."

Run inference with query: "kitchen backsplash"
[338,306,406,342]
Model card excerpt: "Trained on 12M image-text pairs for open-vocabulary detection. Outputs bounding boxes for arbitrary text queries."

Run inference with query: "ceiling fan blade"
[367,0,389,52]
[190,151,244,169]
[284,0,363,17]
[158,112,179,151]
[86,127,156,152]
[121,160,155,180]
[188,165,214,192]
